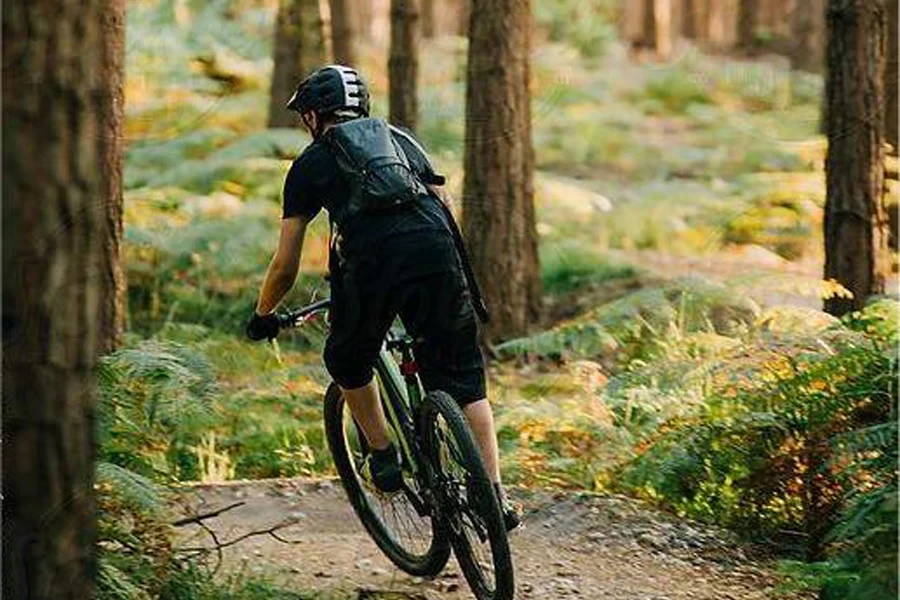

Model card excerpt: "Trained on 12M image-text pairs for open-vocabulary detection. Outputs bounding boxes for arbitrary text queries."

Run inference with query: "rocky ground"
[174,478,812,600]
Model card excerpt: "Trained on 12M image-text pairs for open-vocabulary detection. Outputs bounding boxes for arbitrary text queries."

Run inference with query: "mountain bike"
[277,298,515,600]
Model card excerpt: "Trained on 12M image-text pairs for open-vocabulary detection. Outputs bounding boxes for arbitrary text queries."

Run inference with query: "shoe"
[494,483,522,532]
[360,443,403,494]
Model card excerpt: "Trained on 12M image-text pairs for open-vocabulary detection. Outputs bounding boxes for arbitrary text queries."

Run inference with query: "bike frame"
[279,300,429,488]
[374,335,425,479]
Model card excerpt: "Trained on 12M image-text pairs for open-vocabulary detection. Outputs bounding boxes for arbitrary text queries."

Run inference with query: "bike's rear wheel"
[323,383,450,576]
[420,391,514,600]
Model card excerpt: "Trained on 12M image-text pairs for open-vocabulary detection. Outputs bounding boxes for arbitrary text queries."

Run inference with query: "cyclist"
[246,65,519,530]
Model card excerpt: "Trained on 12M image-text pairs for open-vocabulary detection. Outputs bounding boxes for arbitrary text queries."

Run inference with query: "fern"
[97,560,153,600]
[96,462,166,516]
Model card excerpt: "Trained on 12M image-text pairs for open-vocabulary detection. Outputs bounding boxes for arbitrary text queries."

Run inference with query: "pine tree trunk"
[100,0,126,351]
[737,0,759,50]
[886,0,898,152]
[389,0,420,130]
[824,0,889,316]
[329,0,357,64]
[421,0,436,38]
[682,0,698,38]
[701,0,739,50]
[2,0,122,596]
[654,0,674,59]
[790,0,826,72]
[458,0,471,36]
[463,0,541,341]
[268,0,326,128]
[357,0,374,44]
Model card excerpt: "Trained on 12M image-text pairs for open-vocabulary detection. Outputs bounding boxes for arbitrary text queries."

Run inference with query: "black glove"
[246,312,280,341]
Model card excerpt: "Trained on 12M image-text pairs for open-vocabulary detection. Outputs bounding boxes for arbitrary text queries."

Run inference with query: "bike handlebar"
[276,298,331,330]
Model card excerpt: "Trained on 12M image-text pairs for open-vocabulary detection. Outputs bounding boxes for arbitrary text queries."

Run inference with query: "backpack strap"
[389,132,490,324]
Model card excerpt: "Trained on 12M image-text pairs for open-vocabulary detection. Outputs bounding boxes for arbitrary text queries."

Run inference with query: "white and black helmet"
[286,65,370,118]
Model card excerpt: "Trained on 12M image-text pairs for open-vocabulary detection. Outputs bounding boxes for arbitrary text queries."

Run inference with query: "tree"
[681,0,699,38]
[463,0,541,341]
[823,0,890,316]
[2,0,123,596]
[268,0,327,128]
[886,0,898,152]
[625,0,674,59]
[100,0,127,351]
[389,0,420,130]
[737,0,759,50]
[329,0,357,65]
[790,0,826,72]
[421,0,437,38]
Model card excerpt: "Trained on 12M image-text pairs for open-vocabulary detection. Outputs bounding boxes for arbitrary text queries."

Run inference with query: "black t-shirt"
[282,124,458,277]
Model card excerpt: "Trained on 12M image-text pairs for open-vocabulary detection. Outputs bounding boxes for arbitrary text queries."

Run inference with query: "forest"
[2,0,898,599]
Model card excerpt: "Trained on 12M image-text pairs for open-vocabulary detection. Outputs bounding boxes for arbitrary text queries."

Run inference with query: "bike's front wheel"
[420,391,515,600]
[323,383,450,576]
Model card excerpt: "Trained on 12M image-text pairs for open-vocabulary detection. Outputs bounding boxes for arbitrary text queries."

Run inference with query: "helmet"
[286,65,370,118]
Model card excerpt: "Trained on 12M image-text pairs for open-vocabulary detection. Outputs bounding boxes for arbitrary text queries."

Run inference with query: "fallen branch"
[177,517,304,556]
[172,501,245,527]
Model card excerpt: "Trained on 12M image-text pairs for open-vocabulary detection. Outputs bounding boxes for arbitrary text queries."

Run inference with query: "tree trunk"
[329,0,357,64]
[708,0,739,50]
[389,0,420,130]
[886,0,898,152]
[790,0,826,72]
[422,0,436,38]
[100,0,126,351]
[458,0,471,36]
[681,0,698,39]
[268,0,327,128]
[2,0,122,596]
[357,0,374,44]
[824,0,889,316]
[737,0,759,50]
[463,0,541,341]
[654,0,674,59]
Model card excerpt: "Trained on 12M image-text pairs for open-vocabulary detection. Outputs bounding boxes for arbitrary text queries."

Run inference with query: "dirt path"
[176,478,807,600]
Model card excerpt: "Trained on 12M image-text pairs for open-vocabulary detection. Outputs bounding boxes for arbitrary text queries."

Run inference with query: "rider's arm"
[255,215,309,315]
[426,183,454,209]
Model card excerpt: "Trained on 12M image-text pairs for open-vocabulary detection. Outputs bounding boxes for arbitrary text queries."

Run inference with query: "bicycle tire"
[419,390,514,600]
[323,382,451,576]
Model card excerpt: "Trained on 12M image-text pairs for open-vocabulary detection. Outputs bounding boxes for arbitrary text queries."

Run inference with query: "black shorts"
[322,233,486,406]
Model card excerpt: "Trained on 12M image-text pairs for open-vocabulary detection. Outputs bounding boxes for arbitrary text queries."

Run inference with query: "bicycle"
[276,298,515,600]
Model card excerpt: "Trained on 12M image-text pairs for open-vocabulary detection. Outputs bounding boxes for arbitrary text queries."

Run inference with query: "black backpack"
[323,117,427,220]
[324,117,491,323]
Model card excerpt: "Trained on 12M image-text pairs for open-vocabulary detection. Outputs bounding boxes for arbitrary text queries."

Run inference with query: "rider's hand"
[246,312,280,341]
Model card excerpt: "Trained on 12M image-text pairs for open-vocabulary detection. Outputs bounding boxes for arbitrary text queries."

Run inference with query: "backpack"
[323,117,427,221]
[324,117,491,323]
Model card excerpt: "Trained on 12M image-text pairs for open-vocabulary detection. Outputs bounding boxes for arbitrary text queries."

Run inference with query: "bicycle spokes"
[432,413,500,595]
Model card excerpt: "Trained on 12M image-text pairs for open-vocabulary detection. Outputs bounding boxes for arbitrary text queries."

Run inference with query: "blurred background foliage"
[99,0,897,598]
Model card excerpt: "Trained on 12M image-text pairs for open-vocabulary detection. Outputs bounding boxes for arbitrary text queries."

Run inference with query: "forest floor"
[175,478,812,600]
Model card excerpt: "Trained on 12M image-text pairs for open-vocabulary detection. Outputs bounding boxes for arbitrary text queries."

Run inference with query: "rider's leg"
[341,378,392,451]
[463,398,502,483]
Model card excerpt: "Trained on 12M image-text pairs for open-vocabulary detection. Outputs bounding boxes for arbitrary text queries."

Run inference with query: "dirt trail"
[176,478,807,600]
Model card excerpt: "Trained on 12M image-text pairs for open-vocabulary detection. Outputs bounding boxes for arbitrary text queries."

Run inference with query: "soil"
[175,478,812,600]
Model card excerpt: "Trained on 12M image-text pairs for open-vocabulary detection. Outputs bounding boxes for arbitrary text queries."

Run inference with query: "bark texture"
[2,0,122,596]
[886,0,898,151]
[268,0,327,128]
[462,0,541,341]
[100,0,126,351]
[824,0,889,316]
[329,0,357,65]
[389,0,420,131]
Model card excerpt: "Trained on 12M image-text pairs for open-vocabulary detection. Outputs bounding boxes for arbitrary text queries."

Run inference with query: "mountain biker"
[245,65,519,530]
